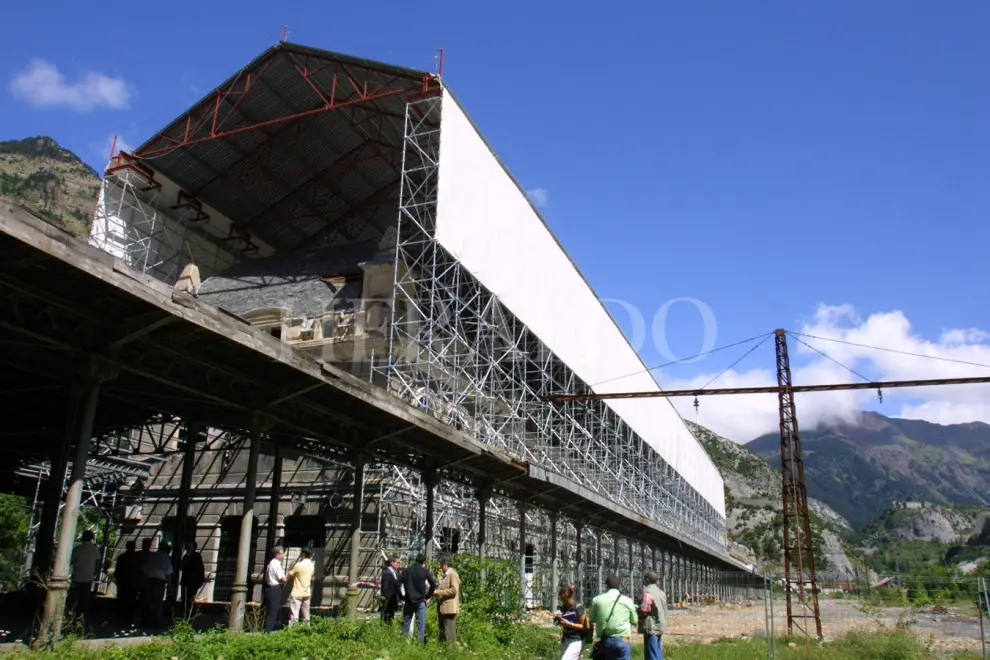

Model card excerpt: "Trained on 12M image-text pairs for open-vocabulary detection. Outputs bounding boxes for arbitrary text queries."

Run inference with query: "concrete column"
[228,416,264,632]
[651,546,657,574]
[265,445,283,557]
[423,471,438,561]
[574,522,584,603]
[596,531,604,594]
[518,503,528,609]
[549,511,558,609]
[346,454,366,619]
[35,361,115,647]
[169,420,201,608]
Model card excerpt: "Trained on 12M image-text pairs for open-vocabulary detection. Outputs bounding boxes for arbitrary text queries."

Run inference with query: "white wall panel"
[434,90,725,515]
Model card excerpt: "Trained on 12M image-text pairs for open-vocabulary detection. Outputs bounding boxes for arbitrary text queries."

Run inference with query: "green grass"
[8,619,985,660]
[666,632,982,659]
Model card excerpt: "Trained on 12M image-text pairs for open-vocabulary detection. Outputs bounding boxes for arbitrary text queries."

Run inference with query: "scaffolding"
[89,157,238,284]
[79,92,728,597]
[379,94,726,555]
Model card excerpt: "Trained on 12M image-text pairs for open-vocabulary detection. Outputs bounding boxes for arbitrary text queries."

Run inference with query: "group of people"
[553,571,668,660]
[263,547,316,632]
[68,532,206,630]
[379,553,461,645]
[112,538,206,628]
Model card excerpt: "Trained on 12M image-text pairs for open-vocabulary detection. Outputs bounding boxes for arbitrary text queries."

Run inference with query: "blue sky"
[3,1,989,440]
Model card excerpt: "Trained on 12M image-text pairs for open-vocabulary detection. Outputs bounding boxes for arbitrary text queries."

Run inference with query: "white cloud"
[527,187,549,207]
[10,59,131,111]
[661,304,990,443]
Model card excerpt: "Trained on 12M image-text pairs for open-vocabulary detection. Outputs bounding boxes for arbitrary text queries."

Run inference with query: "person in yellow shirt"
[287,548,315,626]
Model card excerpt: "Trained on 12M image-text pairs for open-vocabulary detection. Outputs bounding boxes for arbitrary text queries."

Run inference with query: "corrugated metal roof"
[132,42,439,255]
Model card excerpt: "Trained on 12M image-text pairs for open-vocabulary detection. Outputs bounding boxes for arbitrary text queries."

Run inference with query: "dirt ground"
[531,598,988,655]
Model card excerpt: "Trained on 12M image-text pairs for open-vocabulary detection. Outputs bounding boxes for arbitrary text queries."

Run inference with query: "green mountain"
[746,412,990,530]
[690,422,859,578]
[0,136,100,239]
[857,502,990,575]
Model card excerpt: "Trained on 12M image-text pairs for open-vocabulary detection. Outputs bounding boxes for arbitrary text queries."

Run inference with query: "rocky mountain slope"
[0,136,100,239]
[856,502,990,574]
[746,412,990,530]
[690,422,858,579]
[861,503,987,545]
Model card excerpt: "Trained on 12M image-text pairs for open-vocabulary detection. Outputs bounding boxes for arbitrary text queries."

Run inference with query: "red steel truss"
[135,45,441,159]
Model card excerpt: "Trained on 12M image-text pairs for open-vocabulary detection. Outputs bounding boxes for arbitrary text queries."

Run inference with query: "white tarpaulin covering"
[433,90,725,515]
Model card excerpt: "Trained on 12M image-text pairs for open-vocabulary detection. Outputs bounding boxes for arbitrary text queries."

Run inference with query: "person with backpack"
[587,575,638,660]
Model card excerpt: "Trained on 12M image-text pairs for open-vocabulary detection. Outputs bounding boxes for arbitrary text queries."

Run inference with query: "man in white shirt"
[69,530,102,624]
[264,546,287,632]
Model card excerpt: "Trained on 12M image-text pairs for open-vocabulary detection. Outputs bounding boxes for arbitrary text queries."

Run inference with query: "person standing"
[433,556,461,642]
[179,540,206,617]
[114,540,141,625]
[142,542,174,628]
[639,571,668,660]
[133,538,152,622]
[588,574,638,660]
[400,553,436,645]
[264,547,288,632]
[380,555,401,625]
[287,548,315,626]
[553,584,589,660]
[68,530,102,625]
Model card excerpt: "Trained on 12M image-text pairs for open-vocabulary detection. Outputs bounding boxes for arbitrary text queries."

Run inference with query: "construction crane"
[545,328,990,640]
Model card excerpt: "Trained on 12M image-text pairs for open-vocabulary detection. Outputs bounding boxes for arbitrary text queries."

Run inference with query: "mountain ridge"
[0,136,100,239]
[745,411,990,529]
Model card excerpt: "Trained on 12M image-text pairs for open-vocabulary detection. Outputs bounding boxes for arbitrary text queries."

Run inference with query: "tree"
[0,494,30,591]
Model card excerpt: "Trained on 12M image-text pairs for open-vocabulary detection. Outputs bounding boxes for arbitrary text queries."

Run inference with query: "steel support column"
[518,503,528,610]
[170,420,200,610]
[346,454,366,619]
[35,361,115,647]
[549,511,558,609]
[613,535,620,584]
[596,532,604,594]
[31,395,74,584]
[575,521,584,603]
[265,445,283,557]
[228,416,264,632]
[423,471,438,561]
[475,490,489,558]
